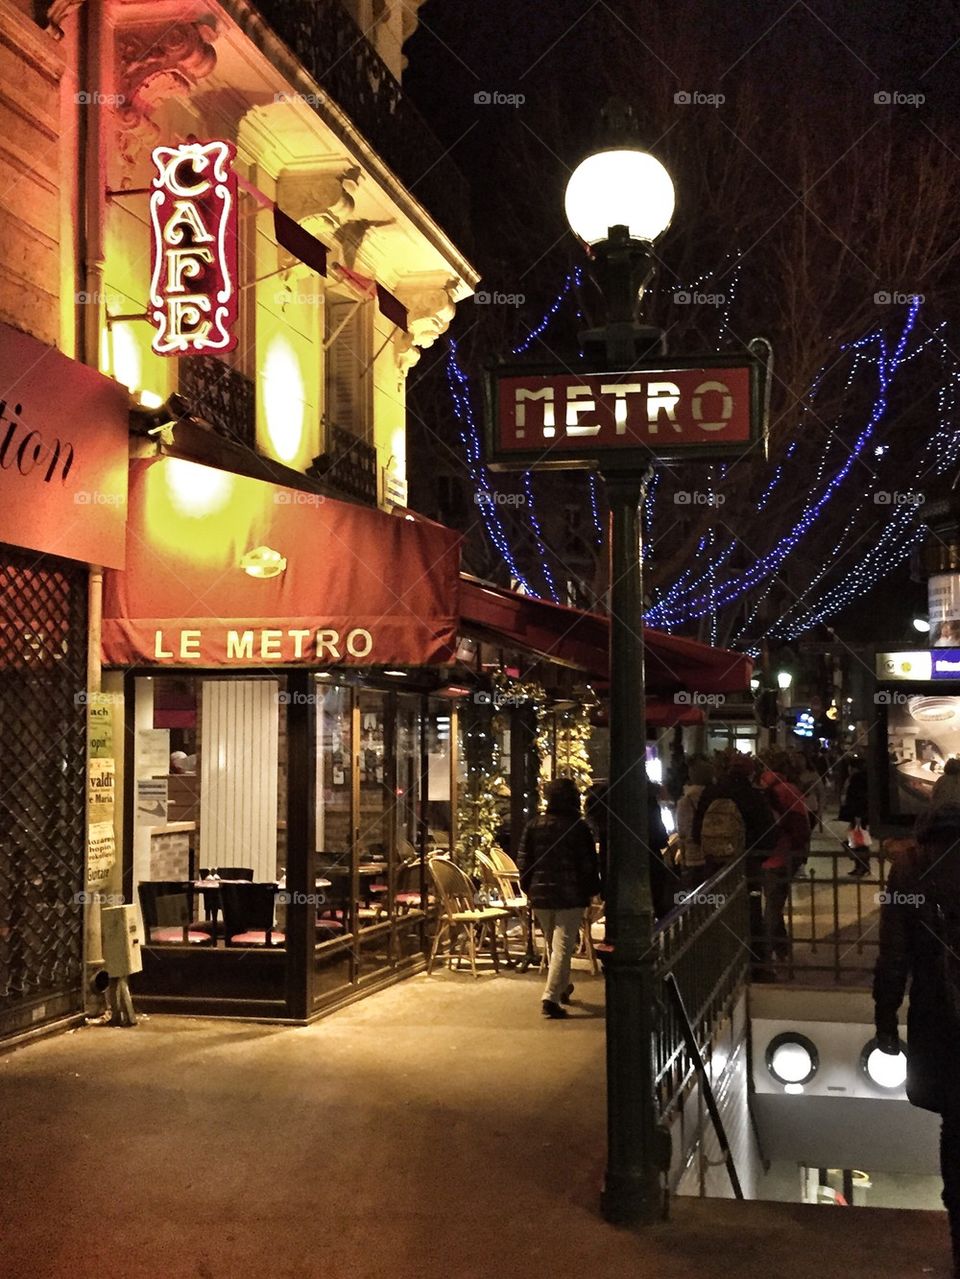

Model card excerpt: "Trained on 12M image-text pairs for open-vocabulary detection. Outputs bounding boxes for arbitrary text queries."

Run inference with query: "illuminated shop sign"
[151,627,374,663]
[932,649,960,680]
[149,140,238,356]
[875,651,932,681]
[488,358,760,468]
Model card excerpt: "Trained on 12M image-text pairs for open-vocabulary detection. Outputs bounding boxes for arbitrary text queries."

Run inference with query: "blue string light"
[446,340,534,594]
[448,262,951,645]
[522,469,560,602]
[588,472,603,546]
[511,269,582,357]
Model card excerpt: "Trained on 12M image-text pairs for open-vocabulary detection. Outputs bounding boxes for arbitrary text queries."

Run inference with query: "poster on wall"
[87,700,114,759]
[929,573,960,646]
[886,694,960,814]
[85,822,116,893]
[87,757,115,825]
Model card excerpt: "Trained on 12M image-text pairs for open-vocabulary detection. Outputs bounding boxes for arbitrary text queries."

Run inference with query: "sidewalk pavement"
[0,962,948,1279]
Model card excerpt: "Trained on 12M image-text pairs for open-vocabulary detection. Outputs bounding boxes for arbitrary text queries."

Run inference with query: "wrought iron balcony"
[252,0,469,248]
[309,423,379,505]
[178,356,256,450]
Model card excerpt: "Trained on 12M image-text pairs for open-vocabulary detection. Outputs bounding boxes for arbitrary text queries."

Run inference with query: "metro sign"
[487,356,761,469]
[149,139,239,356]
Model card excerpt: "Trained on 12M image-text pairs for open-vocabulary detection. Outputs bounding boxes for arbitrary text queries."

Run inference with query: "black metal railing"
[750,849,890,987]
[654,857,750,1119]
[252,0,469,245]
[309,422,379,505]
[178,356,256,450]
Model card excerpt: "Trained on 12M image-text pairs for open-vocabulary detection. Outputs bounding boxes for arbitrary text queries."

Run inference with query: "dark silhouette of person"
[874,803,960,1278]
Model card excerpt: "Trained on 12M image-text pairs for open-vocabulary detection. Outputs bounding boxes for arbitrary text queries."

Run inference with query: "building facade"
[0,0,479,1041]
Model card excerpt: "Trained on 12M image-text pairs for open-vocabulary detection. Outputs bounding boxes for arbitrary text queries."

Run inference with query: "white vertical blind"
[200,680,279,880]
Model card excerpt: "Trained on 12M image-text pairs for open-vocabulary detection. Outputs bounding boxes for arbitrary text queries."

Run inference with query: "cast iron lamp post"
[564,140,675,1224]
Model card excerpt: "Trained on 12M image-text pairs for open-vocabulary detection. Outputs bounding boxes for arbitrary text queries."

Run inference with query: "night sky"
[405,0,960,282]
[402,1,960,642]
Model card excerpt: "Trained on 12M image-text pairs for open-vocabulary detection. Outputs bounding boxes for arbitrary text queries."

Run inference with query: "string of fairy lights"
[445,265,959,643]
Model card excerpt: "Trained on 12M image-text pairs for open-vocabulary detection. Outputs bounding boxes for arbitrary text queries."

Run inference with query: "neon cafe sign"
[148,139,239,356]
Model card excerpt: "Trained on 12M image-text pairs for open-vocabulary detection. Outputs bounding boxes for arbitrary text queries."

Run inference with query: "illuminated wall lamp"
[239,546,287,579]
[766,1032,819,1092]
[860,1037,908,1092]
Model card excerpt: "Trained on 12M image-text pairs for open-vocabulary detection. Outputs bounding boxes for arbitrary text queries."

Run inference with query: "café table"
[193,876,333,931]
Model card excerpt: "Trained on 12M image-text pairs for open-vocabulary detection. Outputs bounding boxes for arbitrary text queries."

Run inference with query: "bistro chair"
[427,857,508,978]
[220,882,285,947]
[138,881,214,946]
[475,849,524,964]
[395,857,426,912]
[213,866,254,881]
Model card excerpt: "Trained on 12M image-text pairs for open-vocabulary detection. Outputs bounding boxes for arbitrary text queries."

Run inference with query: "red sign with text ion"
[490,362,758,468]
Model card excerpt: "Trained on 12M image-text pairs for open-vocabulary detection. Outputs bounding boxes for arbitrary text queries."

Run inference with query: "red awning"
[645,700,707,727]
[102,457,460,667]
[458,576,751,696]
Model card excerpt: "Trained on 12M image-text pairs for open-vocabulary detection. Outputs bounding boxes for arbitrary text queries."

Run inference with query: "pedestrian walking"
[759,753,811,968]
[873,803,960,1279]
[585,777,674,919]
[839,756,871,875]
[796,751,826,836]
[675,757,714,888]
[693,753,776,975]
[517,778,600,1020]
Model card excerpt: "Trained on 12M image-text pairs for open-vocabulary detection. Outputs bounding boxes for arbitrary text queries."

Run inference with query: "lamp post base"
[601,1169,662,1226]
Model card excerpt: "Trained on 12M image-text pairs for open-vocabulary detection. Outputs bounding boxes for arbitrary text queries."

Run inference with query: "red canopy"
[645,700,707,727]
[102,457,460,668]
[458,576,751,696]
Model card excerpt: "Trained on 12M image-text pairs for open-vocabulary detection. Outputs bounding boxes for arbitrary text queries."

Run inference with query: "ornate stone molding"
[114,20,219,163]
[394,279,459,374]
[277,166,362,239]
[46,0,86,40]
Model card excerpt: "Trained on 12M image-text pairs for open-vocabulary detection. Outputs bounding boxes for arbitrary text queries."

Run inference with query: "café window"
[131,675,287,955]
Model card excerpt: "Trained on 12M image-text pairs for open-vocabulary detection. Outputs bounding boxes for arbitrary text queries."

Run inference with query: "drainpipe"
[78,1,110,1009]
[78,0,107,370]
[85,566,109,1007]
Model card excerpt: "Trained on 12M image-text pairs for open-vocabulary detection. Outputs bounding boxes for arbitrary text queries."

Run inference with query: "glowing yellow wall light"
[263,334,307,465]
[111,321,143,393]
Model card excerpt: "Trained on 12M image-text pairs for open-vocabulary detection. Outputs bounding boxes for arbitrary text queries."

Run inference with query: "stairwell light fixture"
[861,1037,908,1092]
[766,1032,819,1088]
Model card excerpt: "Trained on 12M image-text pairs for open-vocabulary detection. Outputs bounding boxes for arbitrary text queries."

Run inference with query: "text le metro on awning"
[489,362,758,468]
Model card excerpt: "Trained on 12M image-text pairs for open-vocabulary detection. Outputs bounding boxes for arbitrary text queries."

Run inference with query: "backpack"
[699,798,746,861]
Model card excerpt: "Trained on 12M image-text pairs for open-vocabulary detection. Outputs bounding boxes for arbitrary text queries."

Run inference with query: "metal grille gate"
[0,544,88,1038]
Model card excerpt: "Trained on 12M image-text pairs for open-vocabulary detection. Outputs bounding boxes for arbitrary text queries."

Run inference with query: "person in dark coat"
[839,756,870,875]
[692,753,777,872]
[585,778,674,920]
[517,778,600,1019]
[874,803,960,1277]
[693,754,776,973]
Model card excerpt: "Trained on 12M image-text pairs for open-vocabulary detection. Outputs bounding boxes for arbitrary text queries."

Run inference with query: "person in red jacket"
[759,753,811,969]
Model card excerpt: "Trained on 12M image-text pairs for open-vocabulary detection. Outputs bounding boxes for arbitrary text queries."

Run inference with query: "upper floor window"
[324,293,372,445]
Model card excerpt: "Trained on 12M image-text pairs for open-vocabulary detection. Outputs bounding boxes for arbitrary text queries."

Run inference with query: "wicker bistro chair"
[427,858,509,978]
[475,848,527,963]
